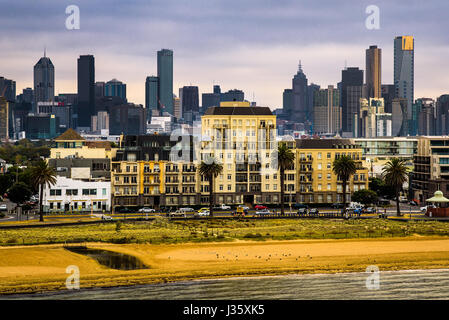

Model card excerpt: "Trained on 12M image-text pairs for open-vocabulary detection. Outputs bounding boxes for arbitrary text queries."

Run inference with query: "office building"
[109,104,146,135]
[221,89,244,102]
[33,54,54,110]
[366,45,382,99]
[341,67,363,133]
[77,55,95,128]
[394,36,414,127]
[391,98,408,136]
[0,96,9,141]
[381,84,396,113]
[157,49,174,115]
[24,114,60,139]
[179,86,199,115]
[359,98,392,138]
[436,95,449,135]
[313,85,341,135]
[105,79,126,101]
[0,76,16,102]
[417,98,435,136]
[145,76,158,121]
[291,62,308,123]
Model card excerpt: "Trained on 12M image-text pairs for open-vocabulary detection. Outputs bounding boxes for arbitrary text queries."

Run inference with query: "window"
[228,174,231,180]
[82,189,89,195]
[318,184,322,191]
[102,188,107,196]
[318,152,322,159]
[317,163,322,170]
[327,184,331,190]
[273,184,277,190]
[90,189,97,195]
[327,153,331,159]
[228,185,231,191]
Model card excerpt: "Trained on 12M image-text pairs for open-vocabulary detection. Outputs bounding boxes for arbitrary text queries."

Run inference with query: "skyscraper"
[33,53,54,108]
[341,67,363,133]
[179,86,199,114]
[105,79,126,101]
[313,85,341,134]
[416,98,435,136]
[145,76,159,121]
[157,49,173,115]
[394,36,414,126]
[282,89,293,116]
[436,94,449,135]
[366,45,382,99]
[292,62,308,123]
[77,55,95,128]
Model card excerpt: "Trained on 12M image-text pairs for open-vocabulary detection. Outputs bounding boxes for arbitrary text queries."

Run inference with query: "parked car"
[238,205,250,211]
[255,208,271,216]
[309,208,319,215]
[116,207,134,213]
[101,214,113,221]
[167,210,186,218]
[297,208,308,215]
[179,207,195,213]
[364,207,376,214]
[213,204,231,210]
[421,204,436,213]
[409,200,418,206]
[0,204,7,211]
[138,207,155,213]
[399,196,408,203]
[194,210,210,217]
[197,207,210,213]
[293,203,308,209]
[254,204,268,210]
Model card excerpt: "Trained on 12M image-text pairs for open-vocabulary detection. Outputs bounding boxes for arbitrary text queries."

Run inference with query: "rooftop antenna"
[344,60,347,70]
[44,45,46,58]
[298,60,302,73]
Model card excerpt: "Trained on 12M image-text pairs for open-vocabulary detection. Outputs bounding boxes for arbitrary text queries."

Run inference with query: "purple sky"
[1,0,449,108]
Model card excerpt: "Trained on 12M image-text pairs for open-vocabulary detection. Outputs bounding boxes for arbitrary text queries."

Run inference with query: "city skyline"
[2,1,449,109]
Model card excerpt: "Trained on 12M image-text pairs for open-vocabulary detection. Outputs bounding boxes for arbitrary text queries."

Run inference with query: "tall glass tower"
[145,76,159,121]
[33,52,55,110]
[394,36,414,127]
[157,49,173,115]
[77,55,95,128]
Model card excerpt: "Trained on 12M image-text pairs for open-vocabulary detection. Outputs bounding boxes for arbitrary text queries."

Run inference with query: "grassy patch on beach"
[1,218,449,246]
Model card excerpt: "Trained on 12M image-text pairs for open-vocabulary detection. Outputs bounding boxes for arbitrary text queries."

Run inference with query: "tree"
[198,157,223,217]
[332,155,357,214]
[30,160,57,222]
[7,182,32,205]
[382,158,409,216]
[369,177,395,199]
[352,189,378,206]
[275,143,295,215]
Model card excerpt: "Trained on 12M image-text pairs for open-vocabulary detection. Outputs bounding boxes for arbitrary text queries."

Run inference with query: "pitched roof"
[204,106,273,116]
[54,128,85,141]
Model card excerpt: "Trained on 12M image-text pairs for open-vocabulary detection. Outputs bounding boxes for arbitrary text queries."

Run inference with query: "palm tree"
[276,143,295,215]
[382,158,409,216]
[198,157,223,217]
[30,160,57,222]
[332,155,357,214]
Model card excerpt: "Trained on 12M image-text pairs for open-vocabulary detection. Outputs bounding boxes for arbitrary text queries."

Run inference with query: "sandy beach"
[1,236,449,295]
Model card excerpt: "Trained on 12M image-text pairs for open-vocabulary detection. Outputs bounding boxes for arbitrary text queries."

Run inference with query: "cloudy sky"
[1,0,449,108]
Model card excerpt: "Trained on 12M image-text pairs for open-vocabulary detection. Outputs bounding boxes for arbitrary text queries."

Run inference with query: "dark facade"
[0,76,16,102]
[417,98,436,136]
[221,89,244,102]
[282,89,293,117]
[33,56,54,109]
[180,86,199,113]
[381,84,396,113]
[109,104,146,135]
[436,95,449,135]
[366,45,382,99]
[77,55,95,128]
[292,64,308,123]
[145,76,158,121]
[24,114,60,139]
[157,49,174,115]
[341,67,363,133]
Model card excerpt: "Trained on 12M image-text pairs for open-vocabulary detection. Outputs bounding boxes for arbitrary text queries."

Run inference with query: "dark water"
[4,269,449,300]
[64,246,148,270]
